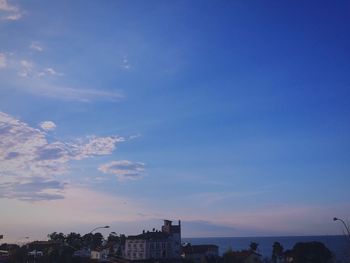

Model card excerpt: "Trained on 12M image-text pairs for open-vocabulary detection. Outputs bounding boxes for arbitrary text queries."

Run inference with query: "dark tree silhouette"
[292,241,333,263]
[82,233,94,248]
[66,232,82,249]
[81,232,104,249]
[249,242,259,252]
[92,232,103,248]
[47,232,65,243]
[107,232,120,243]
[272,241,284,263]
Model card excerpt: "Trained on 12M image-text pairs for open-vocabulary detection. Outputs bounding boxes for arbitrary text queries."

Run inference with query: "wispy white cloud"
[25,82,124,102]
[30,42,44,52]
[26,81,123,102]
[0,0,17,11]
[18,60,34,77]
[37,67,63,77]
[3,12,20,20]
[72,136,125,160]
[0,177,66,201]
[0,186,154,242]
[128,133,141,140]
[1,54,124,102]
[0,0,22,21]
[45,68,57,75]
[98,160,145,181]
[18,60,62,78]
[121,58,131,70]
[39,121,56,131]
[0,112,125,201]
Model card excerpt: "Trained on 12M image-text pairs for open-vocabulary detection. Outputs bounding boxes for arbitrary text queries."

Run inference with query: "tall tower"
[162,219,181,258]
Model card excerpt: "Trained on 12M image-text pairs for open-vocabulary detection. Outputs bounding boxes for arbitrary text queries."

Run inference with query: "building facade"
[181,244,219,263]
[124,220,181,261]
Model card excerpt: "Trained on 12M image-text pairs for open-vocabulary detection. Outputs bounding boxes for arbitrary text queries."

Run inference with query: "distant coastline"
[183,235,349,262]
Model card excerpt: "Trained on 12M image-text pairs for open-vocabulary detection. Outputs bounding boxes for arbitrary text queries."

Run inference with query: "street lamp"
[333,217,350,237]
[89,226,110,234]
[87,226,109,250]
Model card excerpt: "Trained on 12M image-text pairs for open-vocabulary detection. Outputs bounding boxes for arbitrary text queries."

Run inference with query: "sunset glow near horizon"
[1,0,350,242]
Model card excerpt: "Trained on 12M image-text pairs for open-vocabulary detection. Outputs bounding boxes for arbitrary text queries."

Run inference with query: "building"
[124,220,181,261]
[90,242,123,261]
[181,244,219,263]
[28,250,44,257]
[162,219,181,258]
[91,247,109,261]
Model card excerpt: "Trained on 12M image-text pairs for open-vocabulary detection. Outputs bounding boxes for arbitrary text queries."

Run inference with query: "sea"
[182,235,350,263]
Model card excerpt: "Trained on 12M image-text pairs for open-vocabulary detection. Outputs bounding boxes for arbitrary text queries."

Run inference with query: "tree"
[92,232,103,248]
[107,232,120,243]
[250,242,259,252]
[292,241,333,263]
[48,232,65,243]
[272,242,283,263]
[66,232,82,249]
[82,232,103,249]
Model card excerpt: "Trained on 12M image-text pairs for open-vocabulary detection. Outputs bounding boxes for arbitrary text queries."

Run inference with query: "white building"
[91,248,109,261]
[125,220,181,261]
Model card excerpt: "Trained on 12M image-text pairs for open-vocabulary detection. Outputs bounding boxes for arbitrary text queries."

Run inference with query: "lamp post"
[87,226,109,250]
[333,217,350,237]
[89,226,110,234]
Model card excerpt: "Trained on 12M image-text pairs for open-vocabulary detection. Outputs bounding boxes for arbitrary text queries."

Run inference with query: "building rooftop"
[127,231,169,241]
[182,244,219,255]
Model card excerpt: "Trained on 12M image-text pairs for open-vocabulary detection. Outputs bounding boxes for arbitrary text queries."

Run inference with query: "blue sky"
[0,0,350,241]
